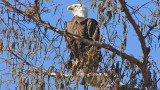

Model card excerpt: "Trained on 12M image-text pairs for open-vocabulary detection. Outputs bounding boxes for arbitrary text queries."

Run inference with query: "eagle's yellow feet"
[72,58,79,68]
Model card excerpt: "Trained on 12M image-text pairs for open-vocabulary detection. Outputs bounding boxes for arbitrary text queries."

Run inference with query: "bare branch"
[130,1,152,14]
[144,23,158,38]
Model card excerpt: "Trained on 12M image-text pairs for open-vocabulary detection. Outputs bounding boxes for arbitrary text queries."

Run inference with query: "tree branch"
[1,55,124,85]
[144,23,157,38]
[1,0,142,66]
[34,0,42,21]
[118,0,152,87]
[130,1,151,14]
[118,0,150,60]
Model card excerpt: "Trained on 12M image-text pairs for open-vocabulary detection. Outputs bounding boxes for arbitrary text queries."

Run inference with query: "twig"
[144,23,157,38]
[131,1,152,14]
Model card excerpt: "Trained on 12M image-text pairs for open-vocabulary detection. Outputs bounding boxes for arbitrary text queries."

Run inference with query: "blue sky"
[0,0,160,89]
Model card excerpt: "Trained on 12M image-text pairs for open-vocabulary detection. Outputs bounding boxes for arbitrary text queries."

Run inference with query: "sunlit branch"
[1,0,142,66]
[34,0,42,21]
[2,54,124,85]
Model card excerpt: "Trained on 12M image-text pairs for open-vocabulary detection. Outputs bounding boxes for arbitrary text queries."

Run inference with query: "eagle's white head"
[67,4,88,17]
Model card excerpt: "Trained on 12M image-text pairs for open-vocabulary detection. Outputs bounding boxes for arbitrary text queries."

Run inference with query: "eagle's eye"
[74,5,78,7]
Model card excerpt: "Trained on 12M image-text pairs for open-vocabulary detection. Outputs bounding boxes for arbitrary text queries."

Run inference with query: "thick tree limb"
[1,0,142,66]
[118,0,152,87]
[118,0,150,60]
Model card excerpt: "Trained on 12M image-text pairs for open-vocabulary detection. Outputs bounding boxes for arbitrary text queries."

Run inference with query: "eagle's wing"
[87,19,100,41]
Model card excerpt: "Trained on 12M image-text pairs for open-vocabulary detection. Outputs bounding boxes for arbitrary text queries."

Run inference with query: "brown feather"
[66,15,102,74]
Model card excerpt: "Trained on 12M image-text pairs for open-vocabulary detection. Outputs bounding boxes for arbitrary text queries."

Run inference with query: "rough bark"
[118,0,151,88]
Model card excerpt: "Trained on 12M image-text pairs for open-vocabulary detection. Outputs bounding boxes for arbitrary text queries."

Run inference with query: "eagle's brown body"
[66,15,102,73]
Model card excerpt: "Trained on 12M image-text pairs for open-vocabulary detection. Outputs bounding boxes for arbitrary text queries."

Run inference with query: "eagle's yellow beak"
[67,5,74,10]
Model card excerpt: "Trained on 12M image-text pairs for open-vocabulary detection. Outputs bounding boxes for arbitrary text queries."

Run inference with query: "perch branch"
[1,0,142,66]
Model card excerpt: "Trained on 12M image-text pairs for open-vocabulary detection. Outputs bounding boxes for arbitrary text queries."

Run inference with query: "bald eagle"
[66,4,102,78]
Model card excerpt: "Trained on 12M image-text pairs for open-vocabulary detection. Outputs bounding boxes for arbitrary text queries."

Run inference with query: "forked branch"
[118,0,150,60]
[118,0,152,87]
